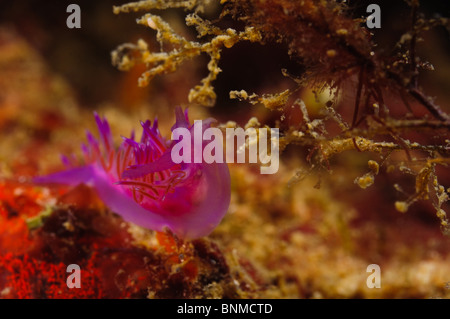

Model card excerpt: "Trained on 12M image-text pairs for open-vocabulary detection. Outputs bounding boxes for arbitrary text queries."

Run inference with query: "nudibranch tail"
[34,107,231,240]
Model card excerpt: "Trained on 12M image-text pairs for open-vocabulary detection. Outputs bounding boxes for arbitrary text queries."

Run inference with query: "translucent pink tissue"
[34,108,231,239]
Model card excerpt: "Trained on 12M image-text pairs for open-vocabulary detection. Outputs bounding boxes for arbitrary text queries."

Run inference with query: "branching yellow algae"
[112,0,450,236]
[112,0,261,106]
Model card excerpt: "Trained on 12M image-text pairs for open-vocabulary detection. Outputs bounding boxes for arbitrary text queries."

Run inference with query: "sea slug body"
[34,107,231,239]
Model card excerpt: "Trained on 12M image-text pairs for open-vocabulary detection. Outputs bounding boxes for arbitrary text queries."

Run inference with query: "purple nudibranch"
[34,107,231,239]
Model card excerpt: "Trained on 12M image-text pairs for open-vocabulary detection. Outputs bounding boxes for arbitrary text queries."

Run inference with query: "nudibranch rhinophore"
[34,107,231,239]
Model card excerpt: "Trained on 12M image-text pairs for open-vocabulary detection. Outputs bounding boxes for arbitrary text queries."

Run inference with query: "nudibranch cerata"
[34,107,231,239]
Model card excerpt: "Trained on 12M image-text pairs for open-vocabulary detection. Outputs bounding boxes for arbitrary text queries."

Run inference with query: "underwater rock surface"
[0,0,450,299]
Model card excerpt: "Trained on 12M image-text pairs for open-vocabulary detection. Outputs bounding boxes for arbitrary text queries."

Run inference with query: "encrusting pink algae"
[34,107,231,239]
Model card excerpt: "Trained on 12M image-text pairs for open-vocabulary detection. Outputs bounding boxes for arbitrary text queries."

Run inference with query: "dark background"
[0,0,448,112]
